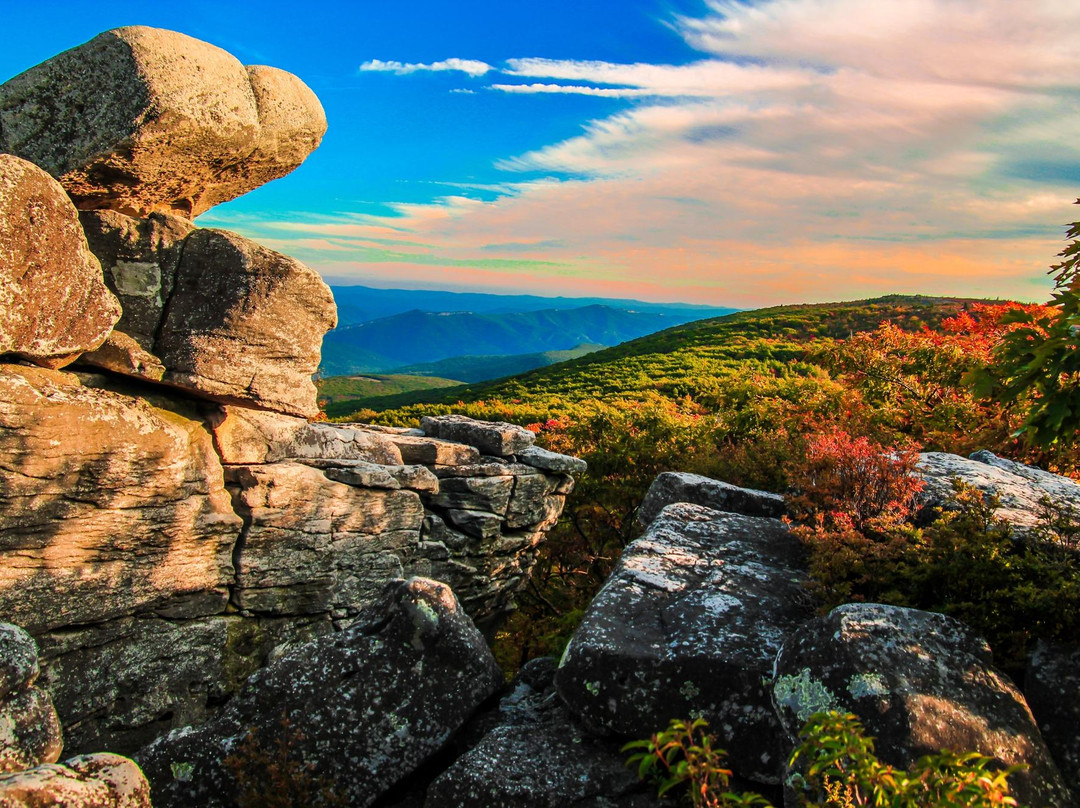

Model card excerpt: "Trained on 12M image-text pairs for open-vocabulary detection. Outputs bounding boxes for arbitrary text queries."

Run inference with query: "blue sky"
[2,1,1079,306]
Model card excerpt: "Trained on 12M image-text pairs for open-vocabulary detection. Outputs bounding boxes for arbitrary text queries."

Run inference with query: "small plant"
[789,711,1022,808]
[622,717,772,807]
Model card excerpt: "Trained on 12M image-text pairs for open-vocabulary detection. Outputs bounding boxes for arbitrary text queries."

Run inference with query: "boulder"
[635,471,784,531]
[917,451,1080,538]
[0,154,120,368]
[0,364,241,633]
[137,578,503,808]
[210,407,402,465]
[517,445,587,475]
[0,26,324,218]
[78,210,194,351]
[0,753,150,808]
[421,415,535,457]
[555,503,812,784]
[1026,641,1080,798]
[226,463,424,616]
[154,228,336,418]
[773,603,1073,808]
[0,689,63,774]
[0,626,39,702]
[428,658,661,808]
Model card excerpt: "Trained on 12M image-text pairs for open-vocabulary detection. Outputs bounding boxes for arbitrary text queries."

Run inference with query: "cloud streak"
[266,0,1080,306]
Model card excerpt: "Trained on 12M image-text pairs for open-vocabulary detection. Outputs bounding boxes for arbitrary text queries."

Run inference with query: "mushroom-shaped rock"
[0,26,325,218]
[137,578,502,808]
[773,603,1073,808]
[0,753,151,808]
[555,503,813,784]
[0,154,121,368]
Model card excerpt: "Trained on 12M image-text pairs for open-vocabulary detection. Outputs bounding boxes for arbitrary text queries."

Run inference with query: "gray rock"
[1027,641,1080,799]
[323,463,401,490]
[78,210,194,351]
[155,228,336,418]
[386,433,482,466]
[773,603,1073,808]
[137,578,503,808]
[421,415,535,457]
[0,26,323,218]
[429,476,514,514]
[556,503,812,784]
[0,688,63,774]
[428,658,659,808]
[0,626,39,702]
[917,451,1080,538]
[227,463,424,616]
[0,154,121,368]
[444,509,504,540]
[518,445,588,475]
[0,752,150,807]
[636,472,785,531]
[210,407,403,466]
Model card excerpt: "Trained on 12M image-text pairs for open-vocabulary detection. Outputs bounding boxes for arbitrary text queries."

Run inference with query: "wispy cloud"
[272,0,1080,305]
[359,57,492,77]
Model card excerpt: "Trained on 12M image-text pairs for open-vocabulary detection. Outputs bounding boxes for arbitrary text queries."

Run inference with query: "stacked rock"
[0,624,150,807]
[0,24,586,790]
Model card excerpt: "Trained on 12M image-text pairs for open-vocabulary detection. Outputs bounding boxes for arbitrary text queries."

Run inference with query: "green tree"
[970,203,1080,446]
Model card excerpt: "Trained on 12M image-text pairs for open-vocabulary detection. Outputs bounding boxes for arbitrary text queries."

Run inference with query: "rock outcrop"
[0,155,120,368]
[635,471,785,530]
[138,578,502,808]
[773,603,1073,808]
[917,450,1080,537]
[0,26,325,218]
[556,503,812,784]
[0,753,151,808]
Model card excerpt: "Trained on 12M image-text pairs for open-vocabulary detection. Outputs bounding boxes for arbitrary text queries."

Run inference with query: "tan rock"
[0,27,323,218]
[195,65,327,213]
[78,332,165,381]
[155,229,336,418]
[0,753,150,808]
[210,406,402,465]
[0,364,241,632]
[0,155,121,368]
[0,688,62,774]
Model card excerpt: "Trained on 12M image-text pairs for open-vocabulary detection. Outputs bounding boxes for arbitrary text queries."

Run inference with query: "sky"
[2,1,1079,308]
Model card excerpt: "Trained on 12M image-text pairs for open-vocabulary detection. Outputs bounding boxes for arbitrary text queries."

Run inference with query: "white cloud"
[359,58,492,77]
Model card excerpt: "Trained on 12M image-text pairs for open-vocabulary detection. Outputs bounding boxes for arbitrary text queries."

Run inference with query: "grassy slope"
[327,295,977,418]
[318,374,464,416]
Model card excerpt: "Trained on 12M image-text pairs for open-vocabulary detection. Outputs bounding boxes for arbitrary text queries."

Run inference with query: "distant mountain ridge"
[319,301,733,376]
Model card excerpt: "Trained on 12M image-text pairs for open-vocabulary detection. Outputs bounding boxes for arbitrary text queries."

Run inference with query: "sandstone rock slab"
[0,26,324,218]
[210,407,402,465]
[636,471,785,531]
[154,229,336,418]
[0,154,120,368]
[0,753,150,808]
[773,603,1072,808]
[0,364,241,632]
[556,503,812,784]
[421,415,535,457]
[138,578,502,808]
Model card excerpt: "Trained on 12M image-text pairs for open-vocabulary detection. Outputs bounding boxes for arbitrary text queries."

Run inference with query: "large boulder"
[0,753,150,808]
[137,578,503,808]
[420,415,535,458]
[0,26,325,218]
[773,603,1073,808]
[0,154,120,368]
[917,450,1080,538]
[635,471,785,530]
[0,364,241,633]
[555,503,813,784]
[1026,641,1080,799]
